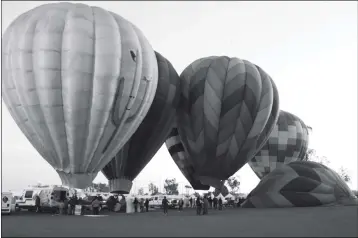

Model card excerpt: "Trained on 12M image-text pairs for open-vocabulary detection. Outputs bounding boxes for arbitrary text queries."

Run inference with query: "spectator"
[140,198,145,213]
[203,196,209,215]
[213,197,218,209]
[145,198,149,212]
[162,196,169,215]
[208,196,213,208]
[196,196,202,215]
[91,196,101,215]
[35,195,41,213]
[133,198,139,213]
[218,197,223,210]
[178,198,184,212]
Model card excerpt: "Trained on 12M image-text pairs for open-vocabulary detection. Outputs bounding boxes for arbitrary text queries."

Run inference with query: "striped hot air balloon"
[102,51,181,193]
[2,2,158,188]
[177,56,280,189]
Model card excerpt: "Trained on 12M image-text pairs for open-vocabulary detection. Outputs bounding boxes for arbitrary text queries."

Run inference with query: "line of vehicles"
[2,184,251,215]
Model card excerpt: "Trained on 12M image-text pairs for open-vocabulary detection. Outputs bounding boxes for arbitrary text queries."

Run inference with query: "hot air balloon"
[102,51,181,193]
[165,127,210,190]
[177,56,279,189]
[241,161,358,208]
[248,110,309,179]
[2,3,158,188]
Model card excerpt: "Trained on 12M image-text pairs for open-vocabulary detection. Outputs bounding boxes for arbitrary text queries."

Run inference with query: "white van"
[149,195,165,208]
[17,186,69,211]
[2,192,13,215]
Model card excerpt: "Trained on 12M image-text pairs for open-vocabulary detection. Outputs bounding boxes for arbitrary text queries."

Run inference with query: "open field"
[2,206,357,237]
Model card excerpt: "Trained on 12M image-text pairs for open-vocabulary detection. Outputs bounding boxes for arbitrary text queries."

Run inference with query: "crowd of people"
[33,193,244,216]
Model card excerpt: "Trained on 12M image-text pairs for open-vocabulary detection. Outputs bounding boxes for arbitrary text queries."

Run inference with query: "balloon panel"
[165,127,210,191]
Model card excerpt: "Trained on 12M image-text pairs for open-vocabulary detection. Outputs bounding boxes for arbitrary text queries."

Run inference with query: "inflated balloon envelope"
[2,2,159,188]
[102,51,181,193]
[248,110,310,179]
[242,161,358,208]
[177,56,280,189]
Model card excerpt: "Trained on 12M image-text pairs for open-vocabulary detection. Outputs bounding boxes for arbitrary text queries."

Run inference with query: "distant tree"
[89,183,109,193]
[337,167,351,183]
[148,183,159,196]
[164,178,179,195]
[137,187,144,195]
[226,176,240,195]
[304,149,351,183]
[304,149,330,165]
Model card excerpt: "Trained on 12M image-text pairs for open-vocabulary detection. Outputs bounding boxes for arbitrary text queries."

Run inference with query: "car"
[79,195,107,212]
[2,192,13,215]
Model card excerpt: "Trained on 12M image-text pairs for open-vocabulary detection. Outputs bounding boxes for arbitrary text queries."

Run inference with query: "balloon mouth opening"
[109,178,133,194]
[57,171,98,189]
[191,183,210,191]
[198,176,223,189]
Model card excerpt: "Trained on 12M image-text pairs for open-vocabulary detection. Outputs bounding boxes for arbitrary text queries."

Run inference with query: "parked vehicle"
[2,192,13,215]
[79,195,107,211]
[16,187,44,211]
[17,185,70,212]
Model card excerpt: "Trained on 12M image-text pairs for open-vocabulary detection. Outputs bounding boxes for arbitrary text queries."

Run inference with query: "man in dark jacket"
[196,197,202,215]
[208,196,212,208]
[133,198,139,213]
[35,196,41,213]
[218,198,223,210]
[203,196,209,215]
[162,196,169,215]
[145,198,150,212]
[213,197,218,209]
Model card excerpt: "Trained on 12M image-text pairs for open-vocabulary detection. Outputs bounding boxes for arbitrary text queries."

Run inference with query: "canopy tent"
[225,193,234,200]
[216,193,225,200]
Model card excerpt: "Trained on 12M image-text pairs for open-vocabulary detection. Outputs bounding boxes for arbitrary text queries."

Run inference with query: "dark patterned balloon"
[177,56,279,188]
[102,51,181,193]
[248,110,309,179]
[165,127,210,190]
[242,161,358,208]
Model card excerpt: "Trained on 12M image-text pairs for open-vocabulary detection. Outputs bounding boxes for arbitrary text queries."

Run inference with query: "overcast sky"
[1,1,357,194]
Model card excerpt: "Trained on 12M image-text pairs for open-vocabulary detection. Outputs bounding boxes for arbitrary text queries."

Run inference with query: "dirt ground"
[1,206,357,237]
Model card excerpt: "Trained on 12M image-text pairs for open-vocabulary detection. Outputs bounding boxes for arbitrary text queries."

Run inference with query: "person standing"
[162,196,169,215]
[213,197,218,209]
[203,196,209,215]
[218,197,223,211]
[196,196,202,215]
[178,198,184,212]
[145,198,149,212]
[35,195,41,213]
[189,197,193,208]
[208,196,213,208]
[140,198,145,213]
[91,196,101,215]
[133,197,139,213]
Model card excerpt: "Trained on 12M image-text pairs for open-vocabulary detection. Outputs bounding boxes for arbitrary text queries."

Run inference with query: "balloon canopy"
[165,127,210,191]
[102,51,181,193]
[241,161,358,208]
[2,2,158,188]
[248,110,309,179]
[177,56,279,188]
